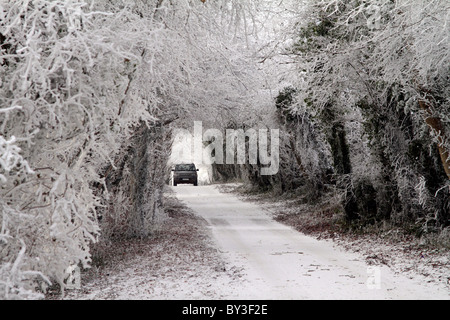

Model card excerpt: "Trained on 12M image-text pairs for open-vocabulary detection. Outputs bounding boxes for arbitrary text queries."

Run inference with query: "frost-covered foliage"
[208,0,306,189]
[0,0,133,299]
[277,0,450,230]
[0,0,270,299]
[100,124,172,240]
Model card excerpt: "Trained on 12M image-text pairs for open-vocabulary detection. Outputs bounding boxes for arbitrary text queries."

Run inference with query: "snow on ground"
[222,184,450,298]
[61,189,244,300]
[60,184,449,300]
[173,185,449,300]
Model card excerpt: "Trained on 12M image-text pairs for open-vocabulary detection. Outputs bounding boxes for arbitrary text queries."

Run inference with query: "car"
[172,163,199,186]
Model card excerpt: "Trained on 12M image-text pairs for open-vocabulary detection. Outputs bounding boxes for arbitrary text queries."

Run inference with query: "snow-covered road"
[173,185,450,300]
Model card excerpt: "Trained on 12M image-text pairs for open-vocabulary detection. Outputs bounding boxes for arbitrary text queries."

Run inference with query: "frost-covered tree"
[279,0,449,229]
[0,0,275,299]
[0,0,170,298]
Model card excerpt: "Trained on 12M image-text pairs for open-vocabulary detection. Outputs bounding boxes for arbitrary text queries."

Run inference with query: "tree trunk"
[418,98,450,180]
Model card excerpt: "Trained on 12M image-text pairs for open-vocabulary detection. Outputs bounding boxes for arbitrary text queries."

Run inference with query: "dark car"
[172,164,198,186]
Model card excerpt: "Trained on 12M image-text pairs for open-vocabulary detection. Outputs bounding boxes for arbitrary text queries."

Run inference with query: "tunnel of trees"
[0,0,448,299]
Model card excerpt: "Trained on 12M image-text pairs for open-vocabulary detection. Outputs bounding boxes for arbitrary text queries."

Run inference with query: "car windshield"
[175,164,196,171]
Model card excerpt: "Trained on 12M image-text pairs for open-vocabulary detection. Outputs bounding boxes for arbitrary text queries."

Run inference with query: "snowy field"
[62,185,449,300]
